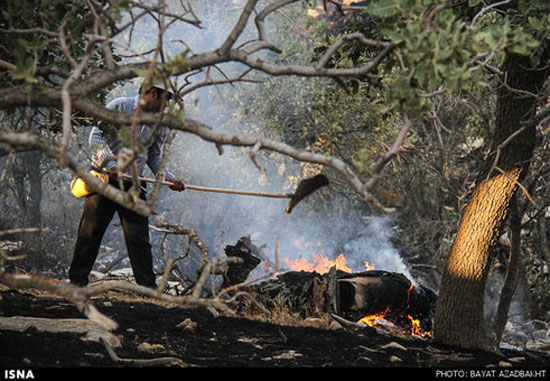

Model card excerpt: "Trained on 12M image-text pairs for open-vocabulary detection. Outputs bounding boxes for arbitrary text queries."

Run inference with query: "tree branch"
[0,129,153,217]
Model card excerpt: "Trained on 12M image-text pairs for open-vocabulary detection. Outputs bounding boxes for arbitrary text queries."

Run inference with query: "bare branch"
[0,129,153,216]
[0,227,48,238]
[101,337,185,366]
[364,114,412,191]
[228,43,395,78]
[0,59,17,71]
[217,0,258,57]
[470,0,511,28]
[150,218,210,259]
[0,0,404,214]
[255,0,296,42]
[0,271,118,331]
[316,32,394,70]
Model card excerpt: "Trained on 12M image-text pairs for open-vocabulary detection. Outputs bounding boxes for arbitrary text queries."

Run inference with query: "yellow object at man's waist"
[70,170,109,198]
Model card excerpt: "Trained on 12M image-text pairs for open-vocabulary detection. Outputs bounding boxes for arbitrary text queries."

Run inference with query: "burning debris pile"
[225,238,437,339]
[336,271,436,338]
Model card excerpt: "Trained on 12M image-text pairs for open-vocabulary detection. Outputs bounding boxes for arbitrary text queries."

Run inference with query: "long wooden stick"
[122,174,291,199]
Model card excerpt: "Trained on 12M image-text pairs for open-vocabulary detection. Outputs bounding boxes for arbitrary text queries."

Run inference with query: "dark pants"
[69,182,156,288]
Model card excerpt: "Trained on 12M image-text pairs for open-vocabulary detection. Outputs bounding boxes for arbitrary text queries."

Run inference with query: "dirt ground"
[1,286,550,374]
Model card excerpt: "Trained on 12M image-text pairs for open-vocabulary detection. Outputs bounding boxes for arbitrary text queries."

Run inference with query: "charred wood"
[235,266,436,335]
[248,270,332,320]
[336,271,437,333]
[222,238,261,289]
[219,238,436,335]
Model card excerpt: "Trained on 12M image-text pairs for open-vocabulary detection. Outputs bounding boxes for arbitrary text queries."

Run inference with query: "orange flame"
[286,237,377,274]
[357,310,432,338]
[407,315,433,338]
[357,307,391,327]
[286,240,433,338]
[364,261,375,271]
[285,252,352,274]
[355,286,433,338]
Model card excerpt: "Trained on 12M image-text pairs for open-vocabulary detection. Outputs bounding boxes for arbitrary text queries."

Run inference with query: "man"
[69,84,185,288]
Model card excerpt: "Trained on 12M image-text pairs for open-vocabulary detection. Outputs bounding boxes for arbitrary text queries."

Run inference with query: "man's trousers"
[69,183,156,288]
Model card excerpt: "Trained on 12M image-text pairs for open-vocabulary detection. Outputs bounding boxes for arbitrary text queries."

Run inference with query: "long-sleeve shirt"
[89,95,176,182]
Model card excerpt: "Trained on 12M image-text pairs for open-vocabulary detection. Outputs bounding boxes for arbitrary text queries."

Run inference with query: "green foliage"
[165,51,191,76]
[0,0,123,88]
[227,2,550,300]
[365,0,400,17]
[227,7,403,201]
[362,0,546,116]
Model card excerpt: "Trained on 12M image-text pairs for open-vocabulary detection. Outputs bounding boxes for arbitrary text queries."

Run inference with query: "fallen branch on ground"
[100,337,187,367]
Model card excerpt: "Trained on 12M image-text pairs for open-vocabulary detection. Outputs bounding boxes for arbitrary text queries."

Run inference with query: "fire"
[364,261,375,271]
[285,252,352,274]
[356,283,433,338]
[357,310,433,338]
[286,237,377,274]
[407,315,433,338]
[284,238,434,338]
[356,309,432,338]
[357,307,391,327]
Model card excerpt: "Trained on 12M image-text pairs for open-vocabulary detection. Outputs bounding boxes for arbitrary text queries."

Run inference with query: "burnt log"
[220,238,437,334]
[222,238,261,288]
[251,270,330,319]
[336,271,437,332]
[242,268,436,334]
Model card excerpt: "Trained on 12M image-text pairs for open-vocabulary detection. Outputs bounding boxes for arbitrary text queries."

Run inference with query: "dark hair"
[138,85,172,100]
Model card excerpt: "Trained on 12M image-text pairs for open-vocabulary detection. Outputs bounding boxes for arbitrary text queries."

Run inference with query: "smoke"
[107,3,550,352]
[108,2,414,282]
[342,216,413,279]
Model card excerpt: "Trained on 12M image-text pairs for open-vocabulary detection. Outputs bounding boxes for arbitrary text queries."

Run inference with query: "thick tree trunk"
[434,53,548,350]
[435,168,522,350]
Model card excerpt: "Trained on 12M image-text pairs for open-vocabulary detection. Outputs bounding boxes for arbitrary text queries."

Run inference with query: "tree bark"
[539,215,550,275]
[11,151,43,229]
[434,53,548,350]
[22,151,42,229]
[492,194,522,345]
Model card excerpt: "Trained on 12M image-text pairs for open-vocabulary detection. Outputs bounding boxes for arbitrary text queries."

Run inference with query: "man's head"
[139,83,174,112]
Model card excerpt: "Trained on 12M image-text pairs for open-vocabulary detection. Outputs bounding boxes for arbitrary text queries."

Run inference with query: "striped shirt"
[89,95,176,182]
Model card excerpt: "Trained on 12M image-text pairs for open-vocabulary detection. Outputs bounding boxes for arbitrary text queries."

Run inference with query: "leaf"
[386,30,404,44]
[365,0,399,17]
[435,46,453,61]
[468,0,480,7]
[135,69,150,78]
[528,17,544,32]
[508,43,532,56]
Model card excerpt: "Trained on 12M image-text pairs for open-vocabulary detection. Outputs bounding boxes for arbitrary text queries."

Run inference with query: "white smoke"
[108,2,414,282]
[342,216,413,279]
